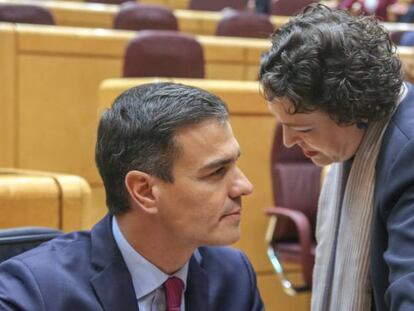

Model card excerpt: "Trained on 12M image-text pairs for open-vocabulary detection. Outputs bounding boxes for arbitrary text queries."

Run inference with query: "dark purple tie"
[164,276,184,311]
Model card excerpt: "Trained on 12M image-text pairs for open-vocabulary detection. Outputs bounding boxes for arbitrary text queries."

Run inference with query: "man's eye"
[211,167,226,176]
[296,128,312,133]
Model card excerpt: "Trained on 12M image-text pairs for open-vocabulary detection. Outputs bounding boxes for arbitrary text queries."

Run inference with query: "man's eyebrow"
[201,150,241,171]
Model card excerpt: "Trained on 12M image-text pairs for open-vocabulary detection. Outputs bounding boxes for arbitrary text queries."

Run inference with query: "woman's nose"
[283,126,301,148]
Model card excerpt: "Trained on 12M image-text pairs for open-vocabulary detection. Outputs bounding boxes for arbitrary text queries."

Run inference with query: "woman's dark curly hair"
[259,4,403,125]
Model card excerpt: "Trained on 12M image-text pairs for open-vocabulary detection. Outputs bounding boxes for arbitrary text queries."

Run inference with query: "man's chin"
[202,229,241,247]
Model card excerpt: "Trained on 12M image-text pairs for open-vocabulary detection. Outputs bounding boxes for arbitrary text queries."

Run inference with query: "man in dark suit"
[0,83,264,311]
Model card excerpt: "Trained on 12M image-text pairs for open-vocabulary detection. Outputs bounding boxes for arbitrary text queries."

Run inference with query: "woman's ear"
[125,170,158,214]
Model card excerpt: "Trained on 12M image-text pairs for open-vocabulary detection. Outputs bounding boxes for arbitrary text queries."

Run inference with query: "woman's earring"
[356,122,368,130]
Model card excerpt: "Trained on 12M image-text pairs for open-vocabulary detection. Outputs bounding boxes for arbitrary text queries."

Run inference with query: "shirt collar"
[112,216,189,300]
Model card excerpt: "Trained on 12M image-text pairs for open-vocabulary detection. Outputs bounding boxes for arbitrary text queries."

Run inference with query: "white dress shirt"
[112,217,188,311]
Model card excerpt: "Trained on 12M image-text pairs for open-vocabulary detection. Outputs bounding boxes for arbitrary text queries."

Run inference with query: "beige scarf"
[311,84,406,310]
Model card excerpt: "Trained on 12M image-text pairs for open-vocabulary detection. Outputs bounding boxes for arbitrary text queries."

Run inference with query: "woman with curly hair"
[260,4,414,311]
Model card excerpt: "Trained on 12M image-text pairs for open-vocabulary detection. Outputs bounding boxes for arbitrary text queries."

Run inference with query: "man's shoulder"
[191,246,264,310]
[1,230,91,269]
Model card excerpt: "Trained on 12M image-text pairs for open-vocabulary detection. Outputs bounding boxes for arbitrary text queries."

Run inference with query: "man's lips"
[221,209,241,219]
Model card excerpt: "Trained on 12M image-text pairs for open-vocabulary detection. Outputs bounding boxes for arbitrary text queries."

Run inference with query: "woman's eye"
[296,128,312,133]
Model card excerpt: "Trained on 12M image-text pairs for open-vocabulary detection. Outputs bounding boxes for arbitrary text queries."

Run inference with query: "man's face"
[268,99,366,166]
[153,120,253,248]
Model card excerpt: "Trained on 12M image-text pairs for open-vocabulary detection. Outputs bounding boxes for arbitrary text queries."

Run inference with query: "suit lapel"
[89,215,139,311]
[91,260,138,311]
[185,254,209,311]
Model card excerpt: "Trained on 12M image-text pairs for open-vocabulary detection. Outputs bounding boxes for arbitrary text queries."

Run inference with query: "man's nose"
[230,167,254,198]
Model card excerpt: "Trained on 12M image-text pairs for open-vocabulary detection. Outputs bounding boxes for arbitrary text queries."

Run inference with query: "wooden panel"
[87,185,107,230]
[205,64,244,80]
[16,25,130,56]
[140,0,170,6]
[141,0,189,9]
[17,54,121,184]
[0,24,16,167]
[0,169,91,231]
[231,115,276,271]
[54,174,91,232]
[168,0,189,9]
[52,2,116,29]
[14,24,269,81]
[0,175,59,228]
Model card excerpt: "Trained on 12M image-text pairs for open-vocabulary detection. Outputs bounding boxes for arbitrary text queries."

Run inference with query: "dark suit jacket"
[372,82,414,310]
[0,215,264,311]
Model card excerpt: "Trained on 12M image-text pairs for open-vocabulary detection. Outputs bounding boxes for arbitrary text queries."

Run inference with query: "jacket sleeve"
[0,259,45,311]
[238,251,265,311]
[382,140,414,310]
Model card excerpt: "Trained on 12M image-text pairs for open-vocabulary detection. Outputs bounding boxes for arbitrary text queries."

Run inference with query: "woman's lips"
[303,150,319,158]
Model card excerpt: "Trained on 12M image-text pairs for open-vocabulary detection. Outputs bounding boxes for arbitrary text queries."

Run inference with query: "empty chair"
[0,227,62,263]
[123,30,204,78]
[265,124,322,295]
[0,4,54,25]
[189,0,246,11]
[270,0,317,16]
[114,3,178,31]
[216,10,274,38]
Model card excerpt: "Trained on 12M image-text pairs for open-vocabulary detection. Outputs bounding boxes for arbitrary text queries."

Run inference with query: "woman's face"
[268,98,366,166]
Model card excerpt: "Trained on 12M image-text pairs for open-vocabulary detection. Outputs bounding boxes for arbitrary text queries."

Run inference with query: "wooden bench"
[4,0,414,37]
[0,0,288,35]
[0,168,90,231]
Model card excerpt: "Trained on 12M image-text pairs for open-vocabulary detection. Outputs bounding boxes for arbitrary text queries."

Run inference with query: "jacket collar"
[185,249,209,311]
[89,214,210,311]
[90,214,139,311]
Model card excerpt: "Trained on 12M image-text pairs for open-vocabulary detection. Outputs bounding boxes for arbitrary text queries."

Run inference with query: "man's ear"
[125,170,158,214]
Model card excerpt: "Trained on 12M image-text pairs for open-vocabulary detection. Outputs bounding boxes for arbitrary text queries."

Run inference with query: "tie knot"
[164,276,184,311]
